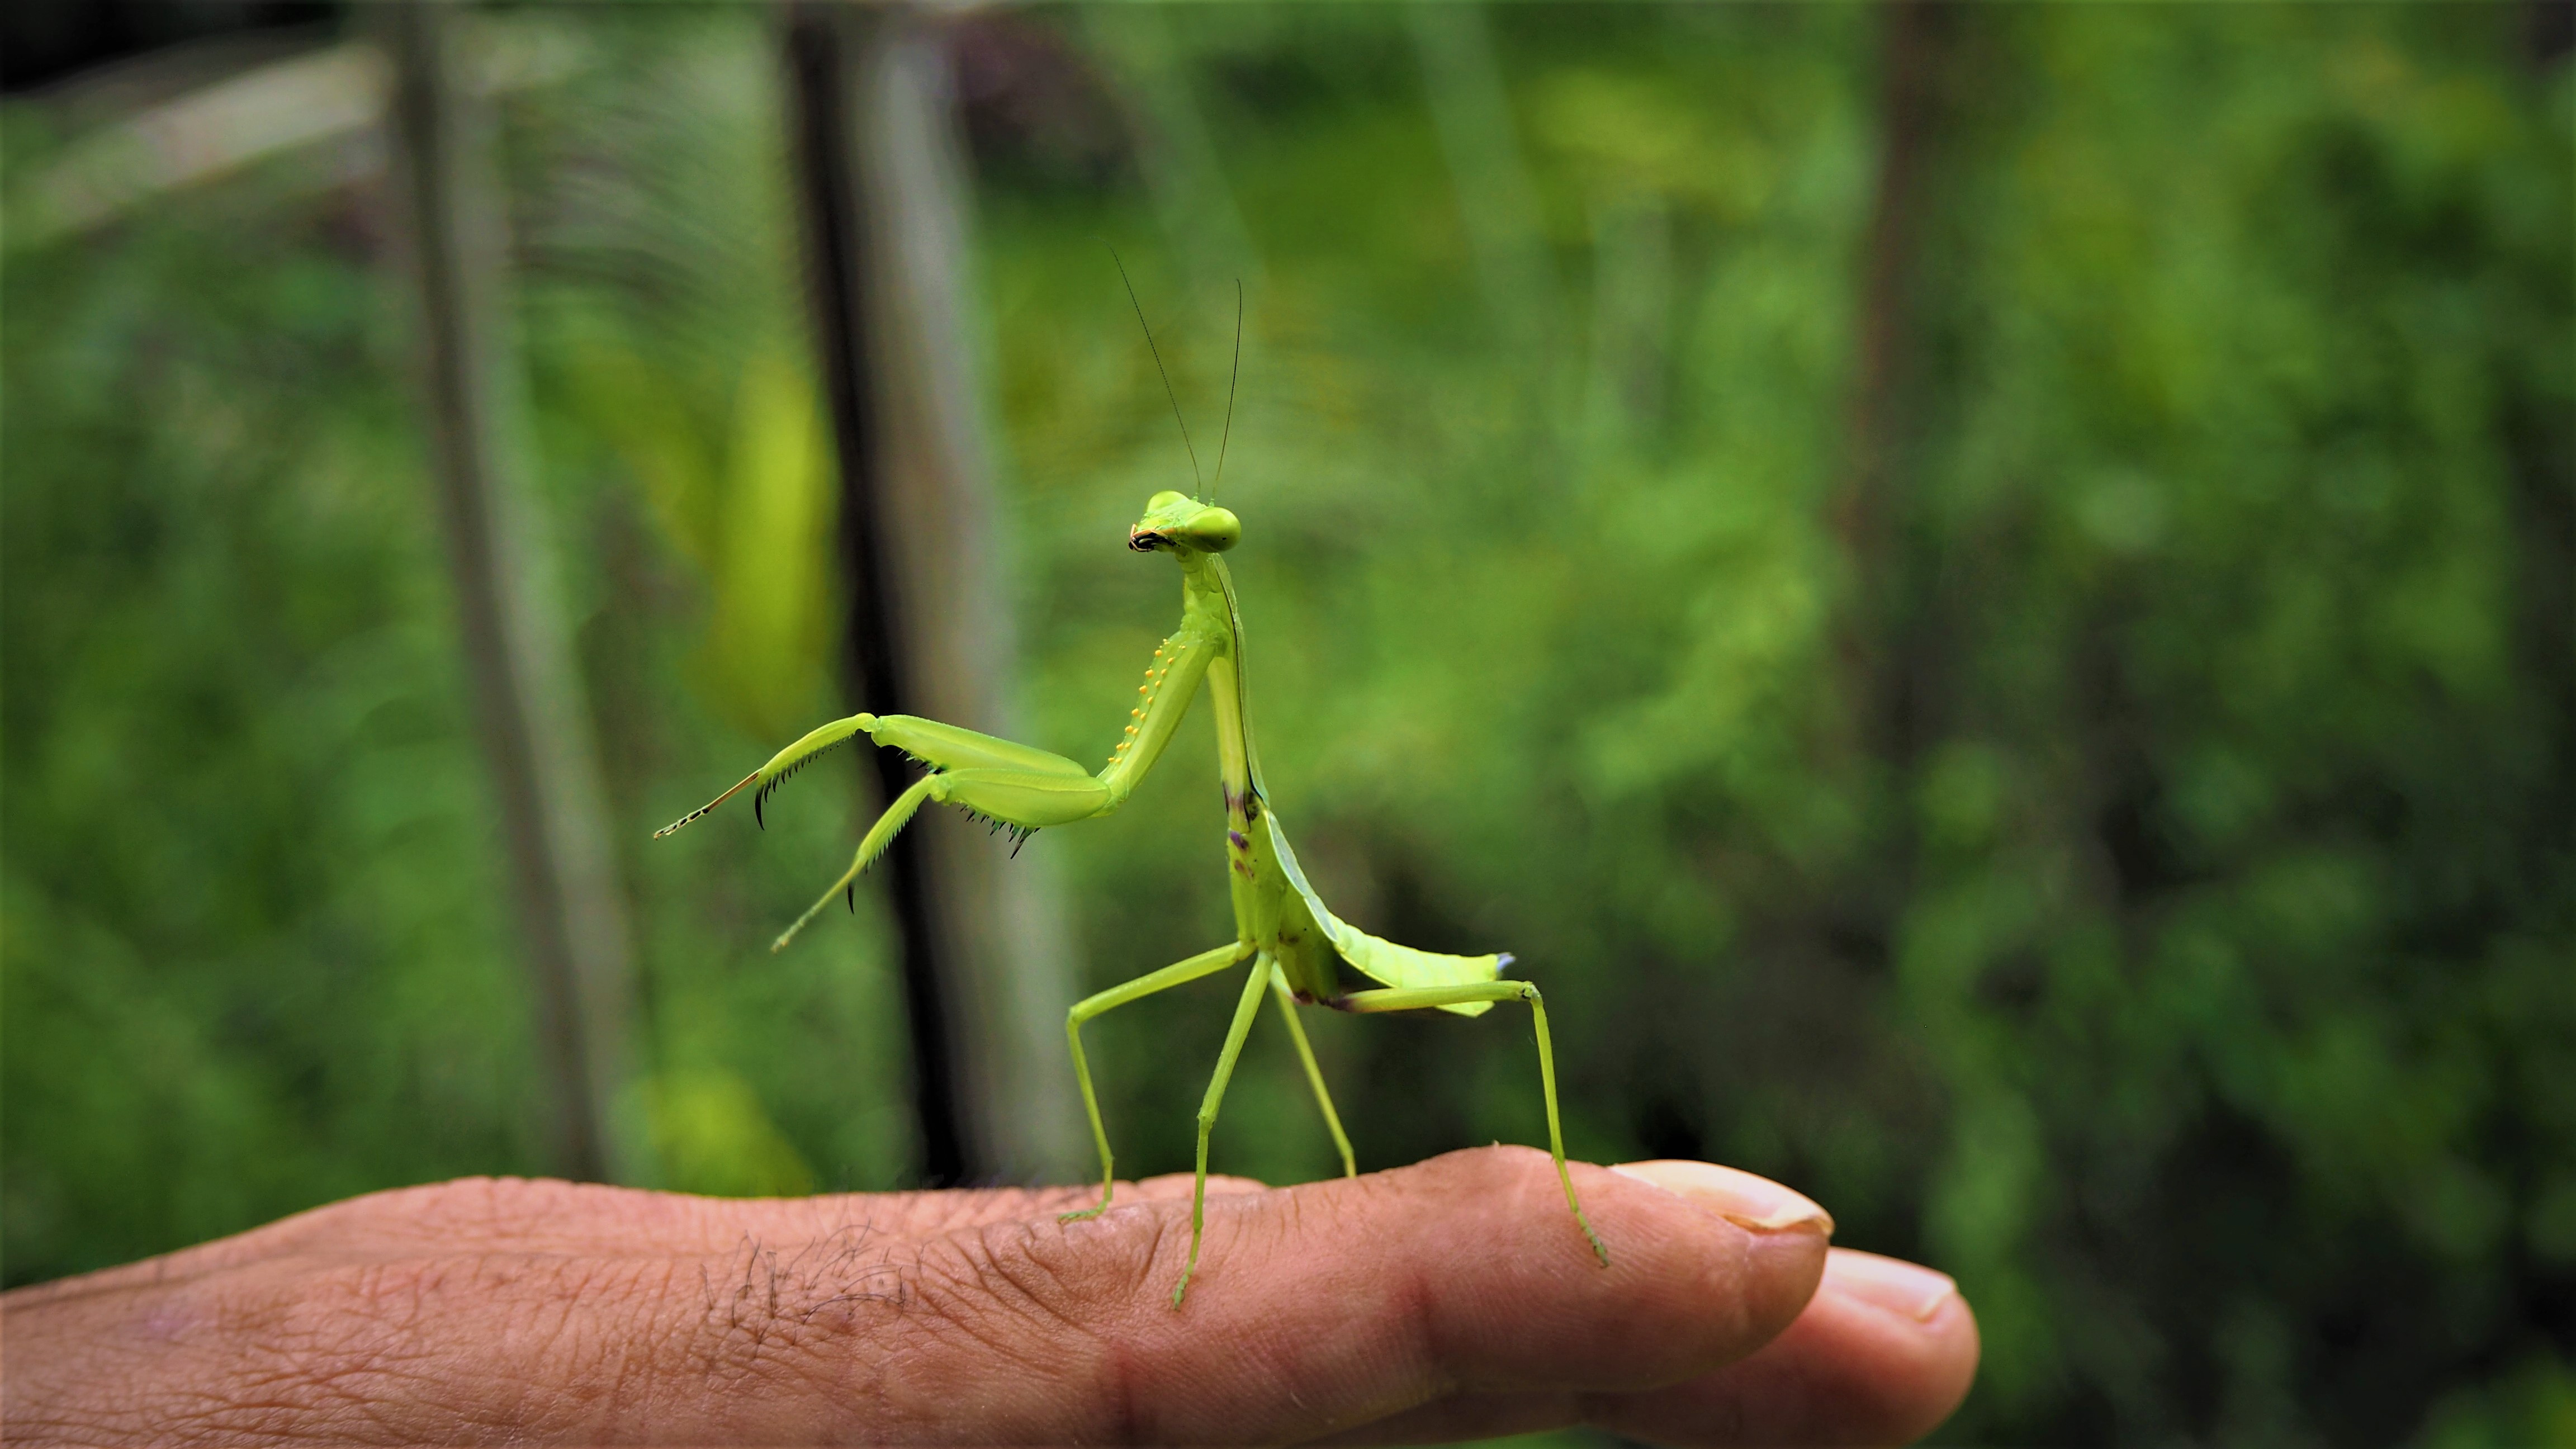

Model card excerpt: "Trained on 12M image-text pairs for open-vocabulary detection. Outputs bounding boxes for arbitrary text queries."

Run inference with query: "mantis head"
[1129,491,1240,555]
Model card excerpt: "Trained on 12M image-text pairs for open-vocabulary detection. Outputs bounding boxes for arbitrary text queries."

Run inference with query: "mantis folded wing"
[657,489,1607,1305]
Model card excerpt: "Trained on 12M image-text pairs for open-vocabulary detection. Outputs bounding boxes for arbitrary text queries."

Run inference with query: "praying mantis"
[655,297,1607,1307]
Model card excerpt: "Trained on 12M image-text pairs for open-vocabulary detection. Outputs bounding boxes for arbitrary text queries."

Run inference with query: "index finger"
[4,1149,1829,1445]
[564,1147,1834,1441]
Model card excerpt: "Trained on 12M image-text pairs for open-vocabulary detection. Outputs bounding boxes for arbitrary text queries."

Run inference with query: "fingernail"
[1825,1249,1957,1323]
[1609,1159,1834,1236]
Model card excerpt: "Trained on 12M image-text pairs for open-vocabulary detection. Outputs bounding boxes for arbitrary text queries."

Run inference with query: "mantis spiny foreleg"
[772,765,1113,953]
[655,714,878,838]
[770,773,938,952]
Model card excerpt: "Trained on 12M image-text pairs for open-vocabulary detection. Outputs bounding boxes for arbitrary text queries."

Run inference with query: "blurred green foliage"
[1,13,911,1271]
[3,5,2568,1445]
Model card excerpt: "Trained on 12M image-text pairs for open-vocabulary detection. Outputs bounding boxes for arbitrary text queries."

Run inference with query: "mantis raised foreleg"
[658,487,1607,1306]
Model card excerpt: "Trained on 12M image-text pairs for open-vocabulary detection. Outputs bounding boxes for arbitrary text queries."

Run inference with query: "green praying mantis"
[655,293,1607,1307]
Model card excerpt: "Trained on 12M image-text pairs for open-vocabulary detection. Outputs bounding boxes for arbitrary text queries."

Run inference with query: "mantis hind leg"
[1269,965,1356,1179]
[1059,941,1253,1223]
[1173,956,1275,1308]
[1337,979,1610,1268]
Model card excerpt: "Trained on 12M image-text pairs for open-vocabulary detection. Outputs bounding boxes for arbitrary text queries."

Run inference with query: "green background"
[5,5,2569,1443]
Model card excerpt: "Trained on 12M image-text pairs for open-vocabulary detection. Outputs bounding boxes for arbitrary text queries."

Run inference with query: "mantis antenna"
[1211,280,1243,501]
[1110,245,1202,495]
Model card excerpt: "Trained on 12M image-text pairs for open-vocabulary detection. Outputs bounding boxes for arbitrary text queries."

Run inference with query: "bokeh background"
[4,4,2569,1444]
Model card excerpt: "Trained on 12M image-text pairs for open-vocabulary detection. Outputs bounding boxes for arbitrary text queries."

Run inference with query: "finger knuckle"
[872,1216,1159,1440]
[670,1229,912,1428]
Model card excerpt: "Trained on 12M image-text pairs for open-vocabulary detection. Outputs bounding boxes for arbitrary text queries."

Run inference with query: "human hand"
[2,1147,1974,1445]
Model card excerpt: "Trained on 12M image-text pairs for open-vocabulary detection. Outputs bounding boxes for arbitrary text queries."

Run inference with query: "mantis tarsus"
[656,307,1607,1308]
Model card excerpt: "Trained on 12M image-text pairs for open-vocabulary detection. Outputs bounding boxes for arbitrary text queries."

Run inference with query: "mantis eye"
[1145,490,1192,512]
[1182,506,1240,552]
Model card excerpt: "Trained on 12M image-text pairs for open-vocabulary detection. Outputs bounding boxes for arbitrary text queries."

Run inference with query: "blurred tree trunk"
[1835,0,1954,779]
[782,1,1085,1187]
[2530,0,2574,67]
[1823,0,1968,1034]
[381,3,652,1186]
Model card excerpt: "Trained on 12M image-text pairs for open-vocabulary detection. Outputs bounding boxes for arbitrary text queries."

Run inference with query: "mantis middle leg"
[1270,965,1356,1180]
[1061,940,1254,1223]
[1171,955,1276,1307]
[1336,979,1611,1268]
